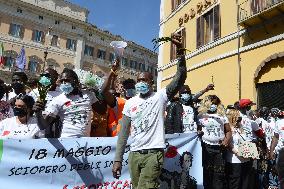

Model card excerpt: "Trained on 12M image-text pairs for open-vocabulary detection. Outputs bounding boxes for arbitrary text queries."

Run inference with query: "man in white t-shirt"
[33,64,118,138]
[112,34,187,189]
[165,84,214,134]
[270,115,284,188]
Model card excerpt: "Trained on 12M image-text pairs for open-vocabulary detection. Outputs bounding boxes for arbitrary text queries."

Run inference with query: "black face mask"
[13,107,27,117]
[12,82,25,94]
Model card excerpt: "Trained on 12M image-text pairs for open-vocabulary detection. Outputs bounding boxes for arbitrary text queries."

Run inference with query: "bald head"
[137,72,154,86]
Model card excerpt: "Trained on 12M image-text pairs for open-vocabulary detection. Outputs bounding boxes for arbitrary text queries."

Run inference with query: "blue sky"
[68,0,161,50]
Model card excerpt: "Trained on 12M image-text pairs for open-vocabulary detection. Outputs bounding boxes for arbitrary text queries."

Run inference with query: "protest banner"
[0,133,203,189]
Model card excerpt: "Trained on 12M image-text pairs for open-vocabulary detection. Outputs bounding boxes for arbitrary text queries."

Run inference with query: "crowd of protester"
[0,34,283,189]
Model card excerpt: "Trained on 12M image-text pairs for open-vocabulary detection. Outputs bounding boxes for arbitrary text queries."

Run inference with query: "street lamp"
[42,27,52,72]
[42,47,48,72]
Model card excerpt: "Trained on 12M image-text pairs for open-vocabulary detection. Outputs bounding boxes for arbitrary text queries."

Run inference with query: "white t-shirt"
[240,113,260,141]
[45,90,97,138]
[0,116,44,139]
[182,105,197,133]
[226,128,250,164]
[198,113,229,145]
[256,117,275,149]
[123,88,168,151]
[274,118,284,153]
[1,91,16,101]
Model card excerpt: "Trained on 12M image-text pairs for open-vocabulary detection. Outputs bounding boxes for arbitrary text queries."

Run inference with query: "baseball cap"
[239,99,256,108]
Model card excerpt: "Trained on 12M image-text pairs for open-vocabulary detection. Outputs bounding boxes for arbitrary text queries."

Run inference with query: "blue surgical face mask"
[180,93,192,102]
[209,104,217,112]
[60,83,74,95]
[125,89,136,98]
[135,82,150,95]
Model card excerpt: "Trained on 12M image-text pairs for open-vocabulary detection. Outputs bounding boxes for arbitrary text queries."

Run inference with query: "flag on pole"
[0,42,4,66]
[16,46,26,71]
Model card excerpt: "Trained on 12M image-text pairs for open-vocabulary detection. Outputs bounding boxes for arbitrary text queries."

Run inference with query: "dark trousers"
[226,161,254,189]
[202,142,226,189]
[277,149,284,189]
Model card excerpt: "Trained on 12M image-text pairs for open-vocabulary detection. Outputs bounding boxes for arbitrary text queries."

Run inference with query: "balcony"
[239,0,284,25]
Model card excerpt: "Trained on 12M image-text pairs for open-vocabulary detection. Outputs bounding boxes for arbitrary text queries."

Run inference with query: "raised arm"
[101,59,120,108]
[192,84,214,102]
[166,34,187,100]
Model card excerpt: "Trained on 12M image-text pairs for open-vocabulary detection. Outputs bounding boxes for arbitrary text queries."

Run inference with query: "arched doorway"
[255,53,284,109]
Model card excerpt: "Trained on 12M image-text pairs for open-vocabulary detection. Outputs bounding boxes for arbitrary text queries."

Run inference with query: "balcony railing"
[239,0,284,23]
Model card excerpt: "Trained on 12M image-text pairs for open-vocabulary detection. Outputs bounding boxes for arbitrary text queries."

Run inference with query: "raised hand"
[171,33,183,49]
[112,58,120,73]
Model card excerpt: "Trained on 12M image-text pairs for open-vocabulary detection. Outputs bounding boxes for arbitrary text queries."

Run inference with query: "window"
[141,63,145,71]
[4,57,15,69]
[109,52,115,62]
[171,0,182,11]
[55,20,60,25]
[39,15,43,20]
[29,60,38,73]
[89,33,92,37]
[51,35,58,47]
[84,45,94,56]
[66,39,77,51]
[32,30,44,43]
[97,49,106,60]
[72,25,76,30]
[129,60,135,69]
[17,8,22,13]
[197,5,220,48]
[122,57,128,67]
[170,28,186,61]
[9,23,23,38]
[138,63,142,71]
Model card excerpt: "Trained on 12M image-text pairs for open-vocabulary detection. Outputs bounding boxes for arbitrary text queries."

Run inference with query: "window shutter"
[170,41,177,61]
[19,26,25,39]
[8,24,13,35]
[213,5,220,40]
[196,17,204,48]
[42,32,45,44]
[171,0,175,11]
[182,28,186,49]
[257,79,284,109]
[32,30,35,41]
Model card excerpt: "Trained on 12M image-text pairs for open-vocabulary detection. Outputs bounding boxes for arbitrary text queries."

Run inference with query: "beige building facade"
[159,0,284,108]
[0,0,158,86]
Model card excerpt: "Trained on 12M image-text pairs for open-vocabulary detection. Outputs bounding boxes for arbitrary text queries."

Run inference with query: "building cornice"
[0,34,75,57]
[158,29,246,72]
[161,32,284,81]
[160,0,191,26]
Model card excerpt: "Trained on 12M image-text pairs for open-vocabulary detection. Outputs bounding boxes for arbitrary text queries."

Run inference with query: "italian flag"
[0,42,4,66]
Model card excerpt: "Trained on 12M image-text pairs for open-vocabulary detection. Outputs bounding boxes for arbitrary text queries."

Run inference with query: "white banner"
[0,133,203,189]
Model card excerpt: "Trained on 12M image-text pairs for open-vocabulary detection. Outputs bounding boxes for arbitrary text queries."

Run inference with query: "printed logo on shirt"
[64,101,72,107]
[131,106,137,113]
[2,131,10,136]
